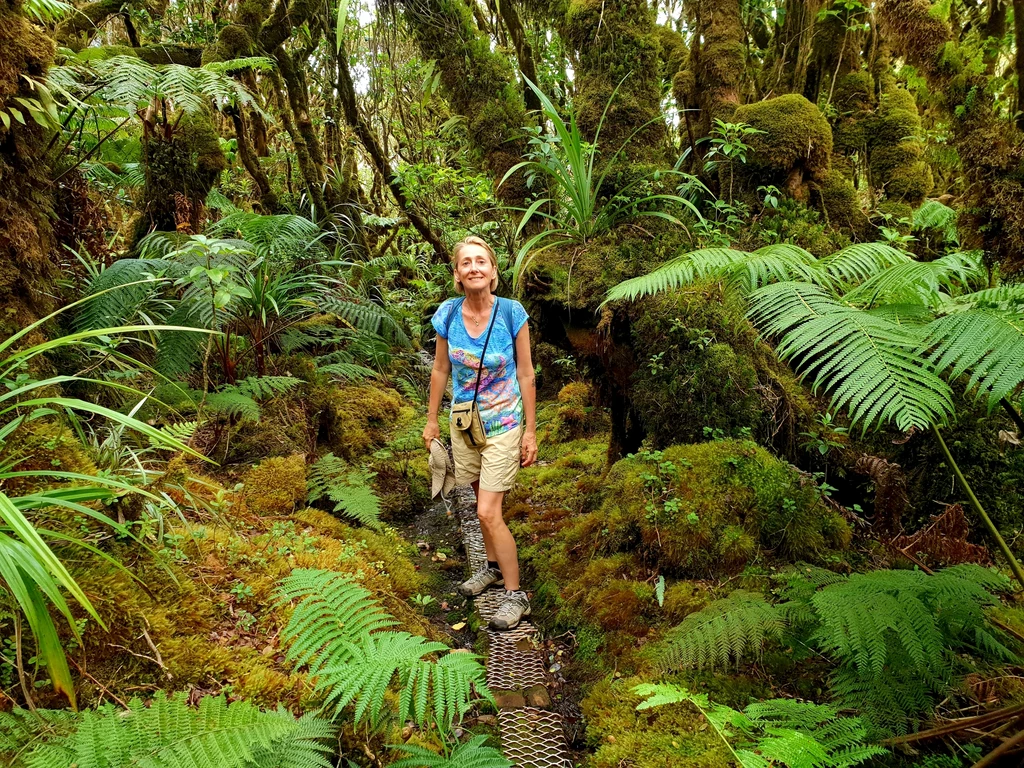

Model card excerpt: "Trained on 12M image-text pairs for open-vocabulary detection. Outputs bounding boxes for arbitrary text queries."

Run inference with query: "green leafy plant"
[501,77,703,289]
[306,453,383,530]
[389,735,510,768]
[654,566,1017,734]
[634,684,885,768]
[0,692,333,768]
[277,570,491,734]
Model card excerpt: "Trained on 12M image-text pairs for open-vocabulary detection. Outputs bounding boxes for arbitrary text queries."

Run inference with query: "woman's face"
[454,244,495,294]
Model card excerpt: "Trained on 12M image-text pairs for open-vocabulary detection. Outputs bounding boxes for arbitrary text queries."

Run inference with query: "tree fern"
[18,693,333,768]
[277,569,492,733]
[925,308,1024,406]
[319,295,410,347]
[634,685,883,768]
[843,252,984,309]
[307,453,383,530]
[748,282,954,432]
[657,590,784,672]
[389,735,510,768]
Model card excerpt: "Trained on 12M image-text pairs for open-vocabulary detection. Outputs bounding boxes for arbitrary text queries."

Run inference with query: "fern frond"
[388,735,510,768]
[817,242,912,284]
[952,283,1024,311]
[276,569,397,673]
[204,391,261,422]
[307,454,383,530]
[208,213,323,260]
[657,590,784,672]
[147,421,197,448]
[315,362,377,382]
[319,296,410,347]
[748,282,954,431]
[603,244,827,304]
[844,255,983,309]
[913,200,958,243]
[76,259,181,330]
[926,308,1024,406]
[230,376,304,400]
[22,693,333,768]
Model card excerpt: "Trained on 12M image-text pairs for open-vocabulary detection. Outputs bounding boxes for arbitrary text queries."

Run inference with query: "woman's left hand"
[520,430,538,467]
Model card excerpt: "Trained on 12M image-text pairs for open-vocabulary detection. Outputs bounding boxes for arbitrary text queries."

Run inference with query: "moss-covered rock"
[243,454,307,515]
[627,281,815,452]
[554,381,607,441]
[320,384,403,460]
[733,95,833,200]
[582,440,850,575]
[815,168,869,236]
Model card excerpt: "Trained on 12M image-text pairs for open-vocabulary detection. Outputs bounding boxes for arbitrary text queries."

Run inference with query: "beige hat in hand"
[429,438,456,500]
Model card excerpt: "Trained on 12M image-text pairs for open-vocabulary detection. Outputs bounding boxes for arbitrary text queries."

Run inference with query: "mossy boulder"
[584,440,850,576]
[320,384,403,459]
[867,88,932,206]
[733,94,833,200]
[627,281,814,451]
[815,168,869,236]
[243,454,307,515]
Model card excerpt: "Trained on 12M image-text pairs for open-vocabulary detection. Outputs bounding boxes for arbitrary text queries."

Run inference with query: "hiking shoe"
[489,590,531,631]
[457,565,503,597]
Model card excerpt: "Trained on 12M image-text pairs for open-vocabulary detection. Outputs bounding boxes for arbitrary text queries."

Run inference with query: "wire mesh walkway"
[452,487,573,768]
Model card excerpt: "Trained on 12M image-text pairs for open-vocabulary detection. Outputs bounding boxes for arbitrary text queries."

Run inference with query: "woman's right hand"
[422,419,440,451]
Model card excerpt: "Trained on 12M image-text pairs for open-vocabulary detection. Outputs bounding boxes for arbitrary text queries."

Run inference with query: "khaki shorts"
[450,422,523,492]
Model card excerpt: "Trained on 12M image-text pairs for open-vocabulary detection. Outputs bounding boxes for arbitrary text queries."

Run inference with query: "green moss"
[589,440,850,576]
[815,168,868,236]
[136,109,226,237]
[554,381,607,441]
[562,0,665,166]
[652,25,687,81]
[866,87,932,206]
[628,280,814,450]
[243,454,307,515]
[832,71,875,155]
[319,384,403,459]
[582,674,730,767]
[733,95,833,196]
[1,420,97,497]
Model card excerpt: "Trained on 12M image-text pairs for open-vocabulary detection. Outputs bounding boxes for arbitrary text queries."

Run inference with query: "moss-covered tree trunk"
[0,0,57,326]
[688,0,744,137]
[397,0,531,205]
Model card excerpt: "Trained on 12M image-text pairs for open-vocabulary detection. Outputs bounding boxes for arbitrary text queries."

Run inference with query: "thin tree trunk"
[268,65,327,217]
[336,41,447,262]
[229,109,278,212]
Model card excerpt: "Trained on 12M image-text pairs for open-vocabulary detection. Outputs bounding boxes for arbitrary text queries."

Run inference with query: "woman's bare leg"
[471,481,520,591]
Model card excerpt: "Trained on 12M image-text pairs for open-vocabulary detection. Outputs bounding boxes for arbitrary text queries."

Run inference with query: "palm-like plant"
[501,77,704,289]
[0,292,206,708]
[605,241,1024,588]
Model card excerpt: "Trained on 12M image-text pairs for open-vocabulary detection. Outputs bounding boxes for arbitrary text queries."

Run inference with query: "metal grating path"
[452,487,572,768]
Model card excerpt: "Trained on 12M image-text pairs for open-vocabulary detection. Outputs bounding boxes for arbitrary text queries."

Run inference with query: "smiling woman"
[422,236,538,631]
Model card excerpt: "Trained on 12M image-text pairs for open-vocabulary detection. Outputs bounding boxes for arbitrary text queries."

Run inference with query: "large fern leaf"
[76,258,182,330]
[844,252,984,309]
[912,199,958,243]
[748,282,954,431]
[657,590,784,672]
[926,308,1024,406]
[22,693,333,768]
[816,242,912,284]
[276,569,397,673]
[307,454,383,530]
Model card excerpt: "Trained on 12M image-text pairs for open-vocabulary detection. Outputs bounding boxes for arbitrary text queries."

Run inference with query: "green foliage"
[307,453,383,530]
[501,77,702,289]
[389,735,510,768]
[913,200,959,244]
[277,569,491,733]
[634,684,884,768]
[657,590,783,671]
[654,566,1017,734]
[5,692,333,768]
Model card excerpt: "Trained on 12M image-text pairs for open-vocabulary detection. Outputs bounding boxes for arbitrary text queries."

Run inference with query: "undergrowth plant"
[0,692,334,768]
[306,453,383,530]
[502,77,703,290]
[655,565,1017,735]
[277,569,491,735]
[633,684,885,768]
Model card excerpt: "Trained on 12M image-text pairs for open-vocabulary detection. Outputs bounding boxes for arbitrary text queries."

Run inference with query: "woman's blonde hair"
[451,236,499,293]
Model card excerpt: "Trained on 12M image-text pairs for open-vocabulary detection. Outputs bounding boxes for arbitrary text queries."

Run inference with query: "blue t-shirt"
[432,297,529,437]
